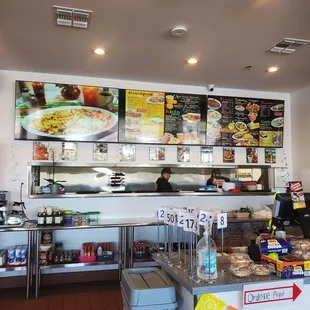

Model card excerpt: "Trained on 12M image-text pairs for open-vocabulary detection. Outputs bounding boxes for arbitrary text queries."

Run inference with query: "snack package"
[259,237,290,255]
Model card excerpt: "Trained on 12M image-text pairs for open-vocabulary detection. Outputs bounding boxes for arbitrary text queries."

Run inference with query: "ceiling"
[1,0,310,92]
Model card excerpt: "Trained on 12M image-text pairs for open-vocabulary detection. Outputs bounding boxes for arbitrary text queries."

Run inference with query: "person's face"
[163,173,171,180]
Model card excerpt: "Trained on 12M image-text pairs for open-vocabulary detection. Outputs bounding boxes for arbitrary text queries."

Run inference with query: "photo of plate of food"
[207,129,221,139]
[223,149,235,161]
[271,104,284,112]
[125,126,142,136]
[271,117,284,128]
[149,117,164,125]
[207,110,222,121]
[246,102,260,113]
[22,106,118,139]
[125,110,143,118]
[182,113,201,123]
[235,121,247,131]
[208,98,222,110]
[146,95,165,104]
[235,105,245,112]
[232,132,248,141]
[207,121,222,130]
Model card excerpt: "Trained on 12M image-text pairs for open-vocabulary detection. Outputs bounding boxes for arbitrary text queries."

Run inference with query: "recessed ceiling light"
[267,66,279,73]
[186,58,199,65]
[93,48,105,55]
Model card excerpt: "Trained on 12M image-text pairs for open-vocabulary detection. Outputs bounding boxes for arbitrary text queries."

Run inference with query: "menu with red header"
[206,96,284,147]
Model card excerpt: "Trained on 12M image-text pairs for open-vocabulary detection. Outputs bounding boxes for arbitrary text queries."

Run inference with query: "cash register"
[271,193,310,238]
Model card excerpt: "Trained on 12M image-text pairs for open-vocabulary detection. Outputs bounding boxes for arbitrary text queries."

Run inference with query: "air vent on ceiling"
[53,5,92,28]
[267,38,310,55]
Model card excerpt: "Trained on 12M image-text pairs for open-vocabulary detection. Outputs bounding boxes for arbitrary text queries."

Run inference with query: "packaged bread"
[290,239,310,251]
[229,265,252,277]
[251,263,271,276]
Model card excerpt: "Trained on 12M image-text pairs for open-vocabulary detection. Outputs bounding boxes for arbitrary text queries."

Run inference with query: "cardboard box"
[262,254,307,279]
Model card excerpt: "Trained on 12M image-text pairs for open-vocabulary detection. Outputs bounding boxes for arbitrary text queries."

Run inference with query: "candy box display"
[262,254,306,279]
[259,236,290,256]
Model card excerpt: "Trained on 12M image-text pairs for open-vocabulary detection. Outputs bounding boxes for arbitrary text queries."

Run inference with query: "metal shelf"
[0,266,27,277]
[40,260,120,275]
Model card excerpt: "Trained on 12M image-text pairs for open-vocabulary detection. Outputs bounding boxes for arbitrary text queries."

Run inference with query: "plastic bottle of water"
[196,232,218,281]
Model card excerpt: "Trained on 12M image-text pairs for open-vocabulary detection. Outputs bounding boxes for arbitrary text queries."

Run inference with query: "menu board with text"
[122,90,205,144]
[206,96,284,147]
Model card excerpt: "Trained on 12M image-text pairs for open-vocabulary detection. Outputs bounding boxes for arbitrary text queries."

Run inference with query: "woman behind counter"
[155,168,173,192]
[206,169,230,188]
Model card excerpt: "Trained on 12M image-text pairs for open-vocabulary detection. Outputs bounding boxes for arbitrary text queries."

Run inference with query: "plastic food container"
[73,213,87,226]
[63,210,73,225]
[229,265,252,277]
[251,263,271,276]
[290,238,310,251]
[291,249,310,260]
[88,211,100,224]
[229,253,251,265]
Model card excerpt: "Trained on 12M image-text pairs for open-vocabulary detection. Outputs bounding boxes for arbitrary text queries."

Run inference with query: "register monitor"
[272,193,310,239]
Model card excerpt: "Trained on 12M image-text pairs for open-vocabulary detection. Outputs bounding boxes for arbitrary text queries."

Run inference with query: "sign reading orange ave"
[243,279,303,309]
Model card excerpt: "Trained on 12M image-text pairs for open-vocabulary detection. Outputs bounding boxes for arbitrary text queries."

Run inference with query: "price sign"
[157,207,166,221]
[187,207,197,214]
[184,214,197,232]
[177,212,186,227]
[199,211,214,226]
[217,213,228,229]
[165,211,177,226]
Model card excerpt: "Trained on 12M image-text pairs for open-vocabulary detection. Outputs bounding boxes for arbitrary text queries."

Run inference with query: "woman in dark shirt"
[155,168,173,192]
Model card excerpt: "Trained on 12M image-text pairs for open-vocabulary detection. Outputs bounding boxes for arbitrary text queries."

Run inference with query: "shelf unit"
[0,266,27,277]
[40,259,120,275]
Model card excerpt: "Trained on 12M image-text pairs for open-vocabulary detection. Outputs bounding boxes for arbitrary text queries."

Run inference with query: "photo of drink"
[246,148,258,163]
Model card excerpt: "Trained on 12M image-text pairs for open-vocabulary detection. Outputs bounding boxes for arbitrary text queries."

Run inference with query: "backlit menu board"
[206,96,284,147]
[121,90,206,144]
[15,81,119,142]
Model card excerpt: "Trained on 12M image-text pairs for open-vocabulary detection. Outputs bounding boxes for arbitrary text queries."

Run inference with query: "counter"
[29,191,274,199]
[154,256,310,310]
[0,217,271,300]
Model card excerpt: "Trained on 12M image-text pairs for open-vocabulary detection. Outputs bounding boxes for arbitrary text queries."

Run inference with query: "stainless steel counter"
[0,217,271,232]
[0,222,36,233]
[33,217,162,231]
[154,256,310,296]
[29,191,274,199]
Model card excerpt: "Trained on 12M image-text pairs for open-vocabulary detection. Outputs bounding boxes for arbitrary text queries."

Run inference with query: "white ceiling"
[1,0,310,92]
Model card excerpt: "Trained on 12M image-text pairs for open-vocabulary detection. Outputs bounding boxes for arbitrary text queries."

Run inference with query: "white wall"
[0,70,291,222]
[291,85,310,190]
